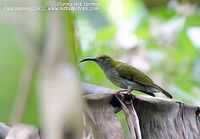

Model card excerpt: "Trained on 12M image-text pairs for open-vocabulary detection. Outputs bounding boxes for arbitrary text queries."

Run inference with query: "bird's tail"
[153,84,173,98]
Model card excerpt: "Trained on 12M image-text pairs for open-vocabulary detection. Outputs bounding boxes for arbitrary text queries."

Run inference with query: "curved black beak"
[79,57,97,63]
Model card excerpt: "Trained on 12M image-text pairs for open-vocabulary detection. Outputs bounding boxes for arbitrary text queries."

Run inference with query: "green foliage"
[149,6,176,20]
[96,26,117,42]
[0,24,26,121]
[185,14,200,27]
[22,74,39,125]
[0,0,200,126]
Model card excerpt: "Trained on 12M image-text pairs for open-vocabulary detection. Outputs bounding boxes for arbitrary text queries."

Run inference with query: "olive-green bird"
[79,55,172,98]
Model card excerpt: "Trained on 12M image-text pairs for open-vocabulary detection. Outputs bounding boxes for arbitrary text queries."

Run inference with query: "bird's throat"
[97,62,113,72]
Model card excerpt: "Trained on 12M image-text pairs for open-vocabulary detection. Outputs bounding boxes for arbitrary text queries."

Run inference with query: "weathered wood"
[132,95,200,139]
[0,84,199,139]
[0,123,10,139]
[83,83,200,139]
[116,94,142,139]
[84,94,125,139]
[6,124,40,139]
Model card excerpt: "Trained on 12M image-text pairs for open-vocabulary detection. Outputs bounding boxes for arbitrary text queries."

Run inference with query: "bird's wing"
[115,62,154,86]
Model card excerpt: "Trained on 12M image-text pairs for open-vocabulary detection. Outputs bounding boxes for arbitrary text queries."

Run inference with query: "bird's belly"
[105,70,127,89]
[123,80,143,90]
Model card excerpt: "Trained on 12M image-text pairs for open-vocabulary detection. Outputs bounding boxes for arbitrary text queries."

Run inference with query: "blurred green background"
[0,0,200,127]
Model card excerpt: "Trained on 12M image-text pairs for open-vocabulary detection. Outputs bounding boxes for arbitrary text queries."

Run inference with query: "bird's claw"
[115,89,128,94]
[115,90,133,95]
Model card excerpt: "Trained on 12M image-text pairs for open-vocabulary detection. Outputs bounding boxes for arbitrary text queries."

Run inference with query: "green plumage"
[79,55,173,98]
[115,62,154,86]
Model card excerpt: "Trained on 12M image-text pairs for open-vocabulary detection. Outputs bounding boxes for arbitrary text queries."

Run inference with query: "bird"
[79,55,173,98]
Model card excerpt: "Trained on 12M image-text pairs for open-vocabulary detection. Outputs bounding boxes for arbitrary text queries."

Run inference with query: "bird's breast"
[105,69,127,89]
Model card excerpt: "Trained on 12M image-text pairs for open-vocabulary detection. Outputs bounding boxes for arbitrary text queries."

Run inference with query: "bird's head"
[79,55,115,69]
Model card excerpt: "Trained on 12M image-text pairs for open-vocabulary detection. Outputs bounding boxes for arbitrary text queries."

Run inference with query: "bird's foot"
[127,91,132,95]
[115,89,128,94]
[115,90,133,96]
